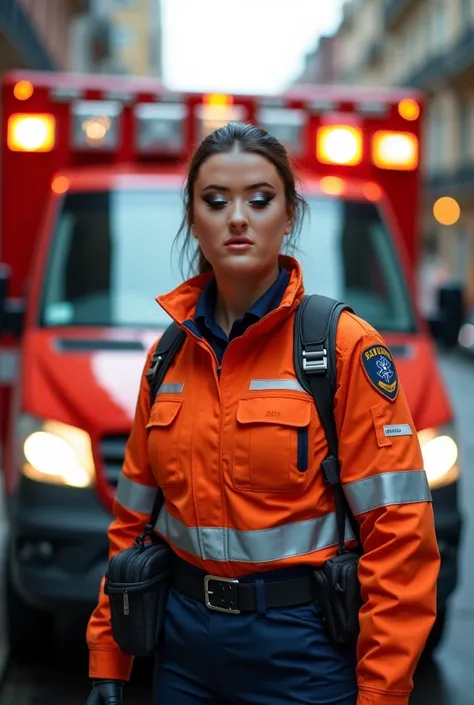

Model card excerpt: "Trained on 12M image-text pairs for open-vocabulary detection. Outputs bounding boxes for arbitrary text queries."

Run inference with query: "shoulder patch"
[361,344,399,402]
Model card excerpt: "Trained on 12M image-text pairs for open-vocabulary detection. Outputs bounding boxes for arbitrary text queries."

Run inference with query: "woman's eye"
[204,199,227,210]
[249,194,275,209]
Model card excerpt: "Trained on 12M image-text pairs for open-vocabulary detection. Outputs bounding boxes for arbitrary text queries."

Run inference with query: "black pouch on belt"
[104,489,172,657]
[312,457,363,646]
[312,548,362,645]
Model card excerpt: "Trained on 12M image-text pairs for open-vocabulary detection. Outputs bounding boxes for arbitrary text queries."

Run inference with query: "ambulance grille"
[100,434,128,487]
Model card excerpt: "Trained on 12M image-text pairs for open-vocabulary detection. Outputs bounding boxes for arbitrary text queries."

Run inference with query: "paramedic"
[85,121,440,705]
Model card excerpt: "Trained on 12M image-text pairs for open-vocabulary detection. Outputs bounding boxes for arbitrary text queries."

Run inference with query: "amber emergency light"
[372,131,419,171]
[317,126,363,166]
[7,113,56,152]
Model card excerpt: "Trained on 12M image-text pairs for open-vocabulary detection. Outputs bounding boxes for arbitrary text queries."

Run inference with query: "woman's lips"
[224,237,254,251]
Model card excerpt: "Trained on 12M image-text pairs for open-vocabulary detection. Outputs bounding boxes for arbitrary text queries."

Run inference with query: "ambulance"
[0,70,463,656]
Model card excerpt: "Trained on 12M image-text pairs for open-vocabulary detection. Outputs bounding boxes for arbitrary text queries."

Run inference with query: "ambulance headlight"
[72,100,122,151]
[458,321,474,351]
[418,425,459,489]
[134,102,187,155]
[257,107,306,157]
[17,415,95,488]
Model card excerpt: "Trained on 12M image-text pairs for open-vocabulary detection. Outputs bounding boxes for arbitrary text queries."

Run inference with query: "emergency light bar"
[72,100,122,151]
[134,102,187,155]
[4,77,421,173]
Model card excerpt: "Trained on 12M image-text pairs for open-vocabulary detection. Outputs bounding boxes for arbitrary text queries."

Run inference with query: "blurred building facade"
[298,0,474,306]
[0,0,83,71]
[70,0,163,77]
[297,36,338,85]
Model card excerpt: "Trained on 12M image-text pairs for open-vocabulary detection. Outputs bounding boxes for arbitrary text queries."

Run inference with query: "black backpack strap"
[145,322,186,406]
[293,294,361,553]
[139,322,186,536]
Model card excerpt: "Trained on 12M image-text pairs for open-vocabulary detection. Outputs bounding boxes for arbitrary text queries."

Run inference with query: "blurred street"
[0,349,472,703]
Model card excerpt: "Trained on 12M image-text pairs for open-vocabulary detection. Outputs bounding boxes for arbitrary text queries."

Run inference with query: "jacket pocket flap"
[147,400,182,427]
[236,396,311,427]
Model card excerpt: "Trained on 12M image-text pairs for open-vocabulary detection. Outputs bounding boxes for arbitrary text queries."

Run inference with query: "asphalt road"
[0,348,473,705]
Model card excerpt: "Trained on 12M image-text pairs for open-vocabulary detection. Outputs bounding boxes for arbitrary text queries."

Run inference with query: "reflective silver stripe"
[344,470,432,516]
[0,349,19,383]
[115,473,158,514]
[249,379,305,392]
[155,507,355,563]
[158,383,184,394]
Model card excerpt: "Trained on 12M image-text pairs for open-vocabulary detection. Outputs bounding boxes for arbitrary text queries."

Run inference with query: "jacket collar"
[156,255,305,332]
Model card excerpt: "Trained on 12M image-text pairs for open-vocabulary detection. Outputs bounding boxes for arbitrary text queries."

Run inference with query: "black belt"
[171,561,317,614]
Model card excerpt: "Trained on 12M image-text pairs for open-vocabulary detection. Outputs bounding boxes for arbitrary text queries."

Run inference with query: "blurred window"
[459,98,470,163]
[40,190,415,333]
[427,105,445,171]
[112,25,134,49]
[461,0,471,25]
[432,0,445,50]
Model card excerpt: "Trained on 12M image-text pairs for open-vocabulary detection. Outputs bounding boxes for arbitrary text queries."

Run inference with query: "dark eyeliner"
[250,193,276,207]
[203,196,228,209]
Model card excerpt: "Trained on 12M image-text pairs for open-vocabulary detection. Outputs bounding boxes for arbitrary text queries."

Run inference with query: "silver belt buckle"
[204,575,240,614]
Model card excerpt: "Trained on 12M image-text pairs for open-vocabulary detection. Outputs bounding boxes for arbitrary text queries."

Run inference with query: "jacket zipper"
[162,305,294,570]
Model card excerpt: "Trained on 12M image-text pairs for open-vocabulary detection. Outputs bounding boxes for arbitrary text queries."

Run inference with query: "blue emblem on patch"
[361,344,399,402]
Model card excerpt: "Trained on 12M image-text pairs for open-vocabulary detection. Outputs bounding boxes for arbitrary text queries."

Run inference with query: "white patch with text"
[383,424,413,437]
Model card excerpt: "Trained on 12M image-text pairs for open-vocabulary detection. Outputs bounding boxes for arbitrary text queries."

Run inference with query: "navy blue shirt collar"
[192,266,289,363]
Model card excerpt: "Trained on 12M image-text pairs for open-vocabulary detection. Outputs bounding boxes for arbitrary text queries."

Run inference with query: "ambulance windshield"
[40,188,416,332]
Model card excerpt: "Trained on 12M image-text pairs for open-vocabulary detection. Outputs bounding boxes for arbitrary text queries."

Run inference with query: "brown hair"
[173,121,308,277]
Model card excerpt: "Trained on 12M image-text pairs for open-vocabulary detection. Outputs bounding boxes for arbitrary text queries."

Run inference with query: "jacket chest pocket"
[146,400,183,488]
[233,395,313,492]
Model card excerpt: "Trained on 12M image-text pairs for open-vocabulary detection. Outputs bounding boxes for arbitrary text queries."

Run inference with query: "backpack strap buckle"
[302,345,328,374]
[145,354,163,383]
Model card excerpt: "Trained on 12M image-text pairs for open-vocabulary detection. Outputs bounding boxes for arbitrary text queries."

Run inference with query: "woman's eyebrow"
[201,181,276,193]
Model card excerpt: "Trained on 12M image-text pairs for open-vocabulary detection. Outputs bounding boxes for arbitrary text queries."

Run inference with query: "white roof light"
[71,100,122,151]
[258,107,307,156]
[134,103,187,154]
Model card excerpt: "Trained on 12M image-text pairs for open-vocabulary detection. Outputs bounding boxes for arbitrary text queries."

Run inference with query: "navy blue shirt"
[185,267,289,364]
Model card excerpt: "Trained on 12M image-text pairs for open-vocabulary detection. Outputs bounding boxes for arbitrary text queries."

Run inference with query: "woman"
[85,122,440,705]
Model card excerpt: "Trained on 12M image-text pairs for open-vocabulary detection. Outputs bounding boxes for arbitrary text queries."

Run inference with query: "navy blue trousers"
[153,585,358,704]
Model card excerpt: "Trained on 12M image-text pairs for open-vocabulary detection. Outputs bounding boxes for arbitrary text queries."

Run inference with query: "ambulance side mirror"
[434,282,465,349]
[0,264,25,337]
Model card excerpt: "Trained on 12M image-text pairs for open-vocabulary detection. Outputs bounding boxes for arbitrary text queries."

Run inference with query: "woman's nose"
[228,203,249,232]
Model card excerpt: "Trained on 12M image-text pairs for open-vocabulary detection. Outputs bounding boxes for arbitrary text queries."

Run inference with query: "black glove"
[86,680,124,705]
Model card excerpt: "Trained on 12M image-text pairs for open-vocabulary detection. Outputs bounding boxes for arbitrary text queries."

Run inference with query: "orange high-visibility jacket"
[87,255,440,705]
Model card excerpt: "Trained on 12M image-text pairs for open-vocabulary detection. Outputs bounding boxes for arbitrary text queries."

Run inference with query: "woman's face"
[191,148,293,278]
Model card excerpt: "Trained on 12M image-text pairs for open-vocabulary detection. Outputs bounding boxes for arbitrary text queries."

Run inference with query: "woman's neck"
[214,266,280,336]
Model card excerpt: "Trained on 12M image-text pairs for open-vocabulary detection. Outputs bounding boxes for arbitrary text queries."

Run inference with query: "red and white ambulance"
[0,71,463,655]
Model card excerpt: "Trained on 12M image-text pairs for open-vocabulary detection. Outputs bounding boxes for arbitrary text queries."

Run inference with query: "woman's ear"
[285,205,295,235]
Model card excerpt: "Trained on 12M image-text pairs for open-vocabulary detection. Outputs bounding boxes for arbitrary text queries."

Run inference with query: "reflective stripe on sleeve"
[155,507,356,563]
[249,379,305,392]
[158,383,184,394]
[115,472,159,515]
[344,470,432,516]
